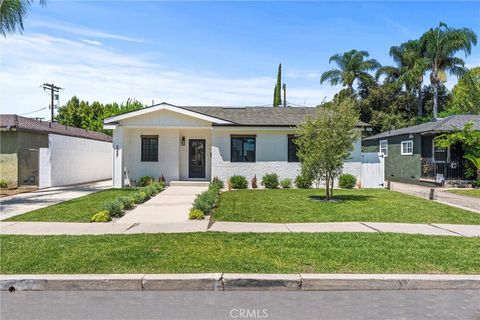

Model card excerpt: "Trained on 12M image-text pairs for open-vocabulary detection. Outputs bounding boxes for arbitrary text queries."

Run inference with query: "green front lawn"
[1,233,479,274]
[213,189,480,224]
[446,189,480,199]
[5,189,138,222]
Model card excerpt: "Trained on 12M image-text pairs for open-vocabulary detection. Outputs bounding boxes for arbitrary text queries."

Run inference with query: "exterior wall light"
[181,136,185,146]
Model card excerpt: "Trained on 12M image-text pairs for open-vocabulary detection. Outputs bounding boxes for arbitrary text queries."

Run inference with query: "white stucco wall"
[211,127,363,187]
[39,134,112,188]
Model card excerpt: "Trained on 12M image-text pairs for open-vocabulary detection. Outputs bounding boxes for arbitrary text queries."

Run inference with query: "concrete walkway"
[389,182,480,213]
[1,220,478,237]
[116,185,208,224]
[0,180,112,221]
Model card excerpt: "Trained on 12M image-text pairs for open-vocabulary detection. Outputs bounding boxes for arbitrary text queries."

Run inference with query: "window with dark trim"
[287,135,300,162]
[141,135,158,162]
[231,136,256,162]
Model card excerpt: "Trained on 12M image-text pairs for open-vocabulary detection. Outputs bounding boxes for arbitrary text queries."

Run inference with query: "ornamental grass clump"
[280,178,292,189]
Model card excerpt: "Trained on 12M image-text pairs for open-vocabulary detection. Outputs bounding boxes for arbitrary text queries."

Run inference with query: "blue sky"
[1,1,479,119]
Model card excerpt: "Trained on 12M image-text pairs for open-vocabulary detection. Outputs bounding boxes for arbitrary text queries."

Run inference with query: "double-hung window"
[141,135,158,162]
[231,136,256,162]
[379,140,388,157]
[287,135,299,162]
[401,140,413,155]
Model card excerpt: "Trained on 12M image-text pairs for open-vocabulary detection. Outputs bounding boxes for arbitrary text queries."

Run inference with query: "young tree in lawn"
[295,97,359,200]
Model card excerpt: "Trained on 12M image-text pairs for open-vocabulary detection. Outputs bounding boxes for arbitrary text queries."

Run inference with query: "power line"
[20,107,48,116]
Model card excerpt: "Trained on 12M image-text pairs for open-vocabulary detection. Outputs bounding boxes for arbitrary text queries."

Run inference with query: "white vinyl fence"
[361,152,385,188]
[39,134,112,188]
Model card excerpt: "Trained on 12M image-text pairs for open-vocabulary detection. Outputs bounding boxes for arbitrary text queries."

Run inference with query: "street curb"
[1,274,479,291]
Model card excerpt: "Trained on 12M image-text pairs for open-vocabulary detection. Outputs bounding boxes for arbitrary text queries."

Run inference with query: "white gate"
[361,152,385,188]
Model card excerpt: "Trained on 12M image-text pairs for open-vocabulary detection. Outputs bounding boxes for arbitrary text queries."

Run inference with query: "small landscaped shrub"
[133,191,147,204]
[229,175,248,189]
[280,178,292,189]
[152,181,165,192]
[0,179,7,188]
[262,173,279,189]
[143,186,154,198]
[118,196,134,210]
[339,174,356,189]
[192,189,218,214]
[103,199,124,217]
[210,176,224,191]
[295,174,312,189]
[90,210,111,223]
[188,208,205,220]
[139,176,154,187]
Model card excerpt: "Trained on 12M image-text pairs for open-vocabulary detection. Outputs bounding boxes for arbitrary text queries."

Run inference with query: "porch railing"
[421,158,467,180]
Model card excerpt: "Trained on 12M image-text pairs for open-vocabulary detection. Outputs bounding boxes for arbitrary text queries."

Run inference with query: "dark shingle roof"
[0,115,112,142]
[110,103,369,127]
[363,115,480,141]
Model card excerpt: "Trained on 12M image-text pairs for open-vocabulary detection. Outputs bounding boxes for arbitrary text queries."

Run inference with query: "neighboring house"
[0,115,112,188]
[104,102,371,188]
[362,115,480,184]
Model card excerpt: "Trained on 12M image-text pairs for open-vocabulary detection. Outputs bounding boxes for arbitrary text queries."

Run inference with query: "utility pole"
[42,83,63,122]
[282,83,287,108]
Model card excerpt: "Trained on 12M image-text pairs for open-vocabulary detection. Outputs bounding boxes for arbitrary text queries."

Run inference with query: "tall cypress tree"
[274,63,282,107]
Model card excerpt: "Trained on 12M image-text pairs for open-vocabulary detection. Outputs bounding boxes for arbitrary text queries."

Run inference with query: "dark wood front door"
[189,139,206,178]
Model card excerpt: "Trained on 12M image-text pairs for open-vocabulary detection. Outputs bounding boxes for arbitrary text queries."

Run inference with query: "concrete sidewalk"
[389,182,480,213]
[0,180,112,221]
[1,221,478,237]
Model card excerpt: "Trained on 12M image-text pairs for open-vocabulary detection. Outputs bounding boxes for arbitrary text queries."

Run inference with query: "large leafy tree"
[320,49,381,93]
[295,96,359,200]
[0,0,46,36]
[446,67,480,115]
[56,96,144,135]
[420,22,477,118]
[376,40,427,116]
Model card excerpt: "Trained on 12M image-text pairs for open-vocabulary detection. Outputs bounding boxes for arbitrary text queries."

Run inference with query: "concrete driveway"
[0,180,112,221]
[117,185,208,224]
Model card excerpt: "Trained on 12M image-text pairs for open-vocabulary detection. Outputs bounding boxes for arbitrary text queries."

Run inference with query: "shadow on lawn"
[308,194,372,202]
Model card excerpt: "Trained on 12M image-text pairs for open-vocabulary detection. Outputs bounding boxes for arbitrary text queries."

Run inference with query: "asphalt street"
[2,290,479,320]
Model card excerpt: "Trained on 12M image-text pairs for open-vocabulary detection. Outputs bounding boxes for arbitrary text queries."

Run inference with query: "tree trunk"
[417,86,423,117]
[325,172,330,200]
[432,82,438,119]
[330,176,334,199]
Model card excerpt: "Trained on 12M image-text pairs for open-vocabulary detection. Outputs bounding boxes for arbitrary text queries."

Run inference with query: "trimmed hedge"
[339,174,356,189]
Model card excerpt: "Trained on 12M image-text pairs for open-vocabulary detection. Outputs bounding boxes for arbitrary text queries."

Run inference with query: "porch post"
[112,126,124,188]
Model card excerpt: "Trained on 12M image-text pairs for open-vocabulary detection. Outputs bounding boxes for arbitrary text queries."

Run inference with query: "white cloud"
[80,39,102,46]
[0,34,335,119]
[30,20,144,43]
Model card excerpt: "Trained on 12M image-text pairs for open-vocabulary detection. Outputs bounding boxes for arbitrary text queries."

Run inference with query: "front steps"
[168,180,210,187]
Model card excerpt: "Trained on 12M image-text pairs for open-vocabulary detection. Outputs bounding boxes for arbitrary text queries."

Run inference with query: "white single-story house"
[104,102,370,188]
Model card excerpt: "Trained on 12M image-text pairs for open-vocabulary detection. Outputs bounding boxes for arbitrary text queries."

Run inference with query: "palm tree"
[376,40,427,116]
[420,22,477,118]
[320,49,381,93]
[0,0,46,37]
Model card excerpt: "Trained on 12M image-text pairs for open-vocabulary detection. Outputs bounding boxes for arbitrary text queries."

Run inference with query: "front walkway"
[389,182,480,213]
[1,221,478,237]
[0,180,112,221]
[116,185,208,224]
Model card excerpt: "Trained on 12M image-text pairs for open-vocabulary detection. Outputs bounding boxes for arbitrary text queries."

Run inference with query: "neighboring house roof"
[0,114,112,142]
[104,102,370,127]
[363,115,480,141]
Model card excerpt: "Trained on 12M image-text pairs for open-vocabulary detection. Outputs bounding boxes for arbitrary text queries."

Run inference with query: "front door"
[189,139,206,179]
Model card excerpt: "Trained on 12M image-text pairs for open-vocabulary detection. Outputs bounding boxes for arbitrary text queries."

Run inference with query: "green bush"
[295,174,312,189]
[339,174,357,189]
[280,178,292,189]
[133,191,147,204]
[192,189,218,214]
[118,196,134,210]
[262,173,279,189]
[144,185,157,197]
[152,181,165,193]
[188,208,205,220]
[210,176,224,190]
[0,179,7,188]
[103,199,124,217]
[143,186,153,198]
[229,175,248,189]
[139,176,154,187]
[90,210,111,223]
